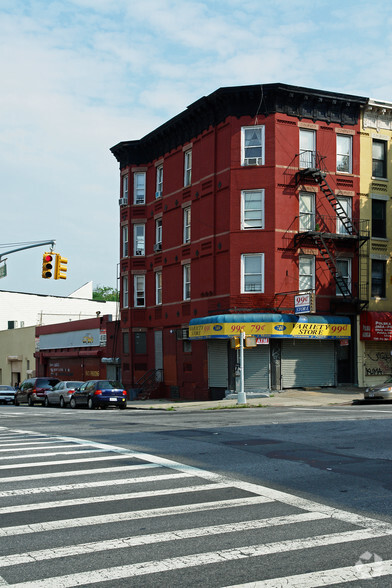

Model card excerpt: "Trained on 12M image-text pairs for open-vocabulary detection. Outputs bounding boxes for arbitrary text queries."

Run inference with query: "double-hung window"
[155,271,162,305]
[241,254,264,293]
[241,126,265,166]
[156,165,163,198]
[133,224,145,256]
[133,172,146,204]
[372,139,387,178]
[299,192,315,231]
[299,255,315,292]
[183,207,191,243]
[122,275,128,308]
[155,218,162,251]
[134,275,145,307]
[122,225,128,258]
[371,259,386,298]
[299,129,316,168]
[336,134,352,173]
[122,175,128,202]
[336,196,352,235]
[372,199,387,238]
[241,190,264,229]
[183,264,191,300]
[336,258,351,296]
[184,150,192,187]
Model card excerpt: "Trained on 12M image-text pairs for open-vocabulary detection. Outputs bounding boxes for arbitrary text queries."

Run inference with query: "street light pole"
[237,330,247,404]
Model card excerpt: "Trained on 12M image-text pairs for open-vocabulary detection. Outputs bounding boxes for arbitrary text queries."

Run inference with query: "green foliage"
[93,285,119,302]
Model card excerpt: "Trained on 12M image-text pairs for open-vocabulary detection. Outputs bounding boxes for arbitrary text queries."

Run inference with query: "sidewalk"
[126,387,366,411]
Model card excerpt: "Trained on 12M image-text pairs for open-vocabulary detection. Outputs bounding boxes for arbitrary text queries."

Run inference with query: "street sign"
[295,293,314,314]
[0,263,7,278]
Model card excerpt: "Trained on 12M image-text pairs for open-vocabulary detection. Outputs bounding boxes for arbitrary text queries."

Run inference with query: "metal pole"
[237,330,247,404]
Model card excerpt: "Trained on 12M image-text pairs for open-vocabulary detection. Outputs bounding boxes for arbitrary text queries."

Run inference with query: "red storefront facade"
[112,83,367,400]
[35,315,121,384]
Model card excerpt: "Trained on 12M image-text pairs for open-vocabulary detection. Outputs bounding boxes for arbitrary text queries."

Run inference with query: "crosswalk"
[0,425,392,586]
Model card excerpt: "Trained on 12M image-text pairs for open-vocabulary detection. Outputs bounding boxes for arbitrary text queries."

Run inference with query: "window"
[183,263,191,300]
[184,150,192,187]
[241,254,264,293]
[122,332,129,354]
[122,175,128,201]
[299,129,316,168]
[372,199,386,238]
[372,139,387,178]
[299,192,315,231]
[299,255,315,292]
[134,275,145,307]
[336,196,352,235]
[372,259,386,298]
[133,172,146,204]
[122,225,128,258]
[183,207,191,243]
[134,224,145,256]
[155,218,162,251]
[183,339,192,353]
[336,135,352,173]
[336,258,351,296]
[155,271,162,305]
[122,276,128,308]
[241,190,264,229]
[241,126,265,166]
[134,332,147,354]
[156,165,163,197]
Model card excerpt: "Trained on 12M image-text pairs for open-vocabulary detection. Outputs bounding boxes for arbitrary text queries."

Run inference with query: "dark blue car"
[69,380,127,410]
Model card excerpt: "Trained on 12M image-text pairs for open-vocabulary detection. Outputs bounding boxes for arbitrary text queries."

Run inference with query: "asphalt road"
[0,402,392,586]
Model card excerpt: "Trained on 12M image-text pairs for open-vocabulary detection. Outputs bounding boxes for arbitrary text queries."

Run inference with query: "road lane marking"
[0,453,132,470]
[0,512,329,567]
[0,443,91,453]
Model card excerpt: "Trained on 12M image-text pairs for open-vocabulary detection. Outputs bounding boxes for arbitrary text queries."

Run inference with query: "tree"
[93,285,119,301]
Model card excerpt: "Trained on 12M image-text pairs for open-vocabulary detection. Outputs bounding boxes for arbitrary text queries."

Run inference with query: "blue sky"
[1,0,392,296]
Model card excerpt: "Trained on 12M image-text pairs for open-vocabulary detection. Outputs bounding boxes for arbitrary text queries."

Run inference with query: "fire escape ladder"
[310,170,357,236]
[312,234,352,298]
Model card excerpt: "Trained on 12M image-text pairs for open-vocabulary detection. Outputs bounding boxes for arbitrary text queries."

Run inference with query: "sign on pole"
[295,293,315,314]
[0,263,7,278]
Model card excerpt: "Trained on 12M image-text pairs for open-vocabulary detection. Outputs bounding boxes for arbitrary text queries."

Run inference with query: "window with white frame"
[133,172,146,204]
[133,224,145,256]
[134,275,145,307]
[183,264,191,300]
[184,150,192,187]
[299,192,315,231]
[122,275,128,308]
[299,129,316,168]
[372,139,387,178]
[241,126,265,166]
[183,207,191,243]
[336,196,352,235]
[336,134,352,173]
[122,225,128,258]
[156,165,163,198]
[336,258,351,296]
[122,175,128,201]
[155,218,162,251]
[241,190,264,229]
[155,271,162,305]
[299,255,315,292]
[241,254,264,293]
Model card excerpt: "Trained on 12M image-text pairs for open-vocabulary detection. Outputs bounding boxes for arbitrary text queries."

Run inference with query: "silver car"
[44,381,84,408]
[364,377,392,400]
[0,385,16,405]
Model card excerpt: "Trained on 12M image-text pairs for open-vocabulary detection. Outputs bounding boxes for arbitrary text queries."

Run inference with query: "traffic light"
[42,253,54,279]
[54,253,68,280]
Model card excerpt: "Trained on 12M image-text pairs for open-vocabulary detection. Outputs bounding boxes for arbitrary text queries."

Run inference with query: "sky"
[1,0,392,297]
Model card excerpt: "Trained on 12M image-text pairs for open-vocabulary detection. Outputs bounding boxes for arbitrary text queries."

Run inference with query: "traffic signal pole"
[0,240,55,262]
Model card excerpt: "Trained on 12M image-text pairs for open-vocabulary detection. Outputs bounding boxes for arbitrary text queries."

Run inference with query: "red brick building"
[111,84,368,400]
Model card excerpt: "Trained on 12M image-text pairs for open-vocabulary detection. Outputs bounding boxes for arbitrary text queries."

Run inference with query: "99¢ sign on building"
[295,293,315,314]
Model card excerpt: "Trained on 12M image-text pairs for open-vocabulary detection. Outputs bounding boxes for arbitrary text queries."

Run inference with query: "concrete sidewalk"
[126,387,366,411]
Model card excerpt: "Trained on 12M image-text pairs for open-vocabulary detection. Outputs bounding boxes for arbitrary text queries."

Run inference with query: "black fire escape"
[294,151,369,311]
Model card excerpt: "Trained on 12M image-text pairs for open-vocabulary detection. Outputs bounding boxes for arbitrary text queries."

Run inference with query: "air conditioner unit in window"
[176,328,189,340]
[244,157,263,166]
[153,243,162,252]
[155,191,162,199]
[135,250,143,256]
[136,198,145,204]
[119,197,128,206]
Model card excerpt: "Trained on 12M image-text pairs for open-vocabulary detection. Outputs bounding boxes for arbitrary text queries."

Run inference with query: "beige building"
[0,326,35,387]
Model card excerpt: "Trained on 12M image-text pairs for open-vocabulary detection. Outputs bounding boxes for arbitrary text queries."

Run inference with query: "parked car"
[15,377,60,406]
[44,381,84,408]
[70,380,127,410]
[0,385,16,405]
[364,377,392,400]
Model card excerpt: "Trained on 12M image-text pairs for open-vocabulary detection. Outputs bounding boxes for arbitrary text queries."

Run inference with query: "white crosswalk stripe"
[0,426,391,587]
